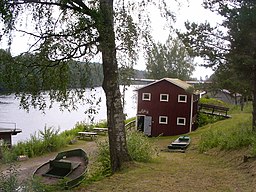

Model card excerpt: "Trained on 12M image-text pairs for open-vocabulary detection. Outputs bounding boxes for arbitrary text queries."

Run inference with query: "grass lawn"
[4,103,254,191]
[77,140,254,192]
[75,104,256,191]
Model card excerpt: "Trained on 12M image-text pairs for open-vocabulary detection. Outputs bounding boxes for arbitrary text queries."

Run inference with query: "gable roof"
[136,78,192,91]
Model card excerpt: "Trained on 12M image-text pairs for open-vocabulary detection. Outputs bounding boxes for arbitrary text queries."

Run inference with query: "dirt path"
[0,140,98,183]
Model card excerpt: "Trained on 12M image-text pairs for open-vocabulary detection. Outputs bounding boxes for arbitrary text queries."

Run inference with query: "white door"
[144,116,152,136]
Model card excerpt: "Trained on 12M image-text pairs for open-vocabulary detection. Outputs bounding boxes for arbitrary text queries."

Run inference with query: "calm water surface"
[0,85,140,144]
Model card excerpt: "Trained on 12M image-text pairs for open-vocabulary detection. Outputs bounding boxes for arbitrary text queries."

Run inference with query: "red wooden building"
[136,78,199,136]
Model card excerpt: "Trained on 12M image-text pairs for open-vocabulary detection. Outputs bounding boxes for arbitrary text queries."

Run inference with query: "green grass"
[197,102,256,155]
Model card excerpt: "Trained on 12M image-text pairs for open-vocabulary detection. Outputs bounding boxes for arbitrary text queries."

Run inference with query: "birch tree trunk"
[98,0,131,172]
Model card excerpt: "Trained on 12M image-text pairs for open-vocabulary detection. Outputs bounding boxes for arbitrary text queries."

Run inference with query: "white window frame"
[142,93,151,101]
[178,95,187,103]
[159,116,168,124]
[160,94,169,102]
[177,117,186,126]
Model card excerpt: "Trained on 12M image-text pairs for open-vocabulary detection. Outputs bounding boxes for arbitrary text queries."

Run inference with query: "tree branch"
[10,0,96,18]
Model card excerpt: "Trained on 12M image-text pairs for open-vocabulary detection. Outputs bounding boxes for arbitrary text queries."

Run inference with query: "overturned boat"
[33,148,88,189]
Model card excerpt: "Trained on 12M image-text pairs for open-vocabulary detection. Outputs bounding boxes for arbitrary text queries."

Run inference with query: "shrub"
[197,112,226,127]
[0,163,51,192]
[1,122,96,164]
[94,120,108,128]
[199,97,229,108]
[2,126,69,161]
[0,164,20,191]
[92,130,157,180]
[95,140,112,176]
[0,145,17,163]
[127,131,157,162]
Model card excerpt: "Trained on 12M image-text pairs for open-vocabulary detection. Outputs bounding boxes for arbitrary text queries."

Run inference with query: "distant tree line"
[0,49,147,94]
[0,49,104,93]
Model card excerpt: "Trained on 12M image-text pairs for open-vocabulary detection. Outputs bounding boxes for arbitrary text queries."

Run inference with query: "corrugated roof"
[135,78,192,91]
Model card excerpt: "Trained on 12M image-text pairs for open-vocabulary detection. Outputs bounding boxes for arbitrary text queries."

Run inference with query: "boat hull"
[168,136,190,150]
[33,148,88,189]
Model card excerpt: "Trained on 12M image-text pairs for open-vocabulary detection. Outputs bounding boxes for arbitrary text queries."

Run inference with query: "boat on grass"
[33,148,88,189]
[167,136,190,152]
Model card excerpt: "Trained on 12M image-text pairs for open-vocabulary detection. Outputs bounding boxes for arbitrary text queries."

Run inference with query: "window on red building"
[177,117,186,125]
[160,94,169,102]
[178,95,187,103]
[142,93,151,101]
[159,116,168,124]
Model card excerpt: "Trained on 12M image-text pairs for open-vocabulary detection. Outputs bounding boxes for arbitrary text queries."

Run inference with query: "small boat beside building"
[167,136,191,152]
[33,148,88,189]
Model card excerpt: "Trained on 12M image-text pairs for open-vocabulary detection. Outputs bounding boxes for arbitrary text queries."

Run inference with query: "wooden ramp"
[198,103,231,118]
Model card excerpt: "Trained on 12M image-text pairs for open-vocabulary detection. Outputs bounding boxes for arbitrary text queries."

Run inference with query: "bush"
[127,131,157,162]
[197,112,226,127]
[0,164,20,191]
[199,97,229,108]
[0,145,17,163]
[0,163,52,192]
[1,122,95,163]
[91,130,157,180]
[95,140,112,176]
[1,126,69,162]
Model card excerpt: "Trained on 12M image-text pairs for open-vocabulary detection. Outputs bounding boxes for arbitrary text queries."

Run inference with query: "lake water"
[0,85,141,144]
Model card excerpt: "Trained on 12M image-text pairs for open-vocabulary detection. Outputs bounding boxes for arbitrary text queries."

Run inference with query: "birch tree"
[0,0,174,172]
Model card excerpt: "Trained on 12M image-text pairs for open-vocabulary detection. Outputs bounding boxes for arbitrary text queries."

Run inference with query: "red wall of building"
[137,80,195,136]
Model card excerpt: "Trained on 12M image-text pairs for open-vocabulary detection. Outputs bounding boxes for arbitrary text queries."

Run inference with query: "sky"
[0,0,222,80]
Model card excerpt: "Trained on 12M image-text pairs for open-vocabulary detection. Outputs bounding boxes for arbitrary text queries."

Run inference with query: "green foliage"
[39,126,63,152]
[95,140,112,177]
[198,114,256,153]
[145,36,195,80]
[0,122,103,164]
[0,144,17,163]
[199,97,229,108]
[210,65,250,100]
[0,163,53,192]
[178,0,256,128]
[127,131,157,162]
[89,130,157,181]
[0,164,20,192]
[93,120,108,128]
[197,112,226,127]
[1,127,67,161]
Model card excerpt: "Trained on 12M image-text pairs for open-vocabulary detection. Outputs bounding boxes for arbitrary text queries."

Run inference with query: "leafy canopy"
[145,36,195,80]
